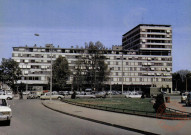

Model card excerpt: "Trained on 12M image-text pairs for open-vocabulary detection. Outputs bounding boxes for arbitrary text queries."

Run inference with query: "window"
[0,99,7,106]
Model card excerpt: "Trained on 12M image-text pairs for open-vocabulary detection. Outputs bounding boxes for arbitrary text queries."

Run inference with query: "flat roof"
[122,24,171,37]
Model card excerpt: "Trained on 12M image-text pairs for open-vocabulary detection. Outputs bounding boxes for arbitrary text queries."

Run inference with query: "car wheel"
[7,97,11,100]
[6,120,11,126]
[57,97,62,100]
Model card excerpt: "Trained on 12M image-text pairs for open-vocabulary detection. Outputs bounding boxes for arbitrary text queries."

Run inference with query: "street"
[0,99,141,135]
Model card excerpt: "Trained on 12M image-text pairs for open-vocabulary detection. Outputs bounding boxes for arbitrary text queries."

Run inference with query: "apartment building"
[122,24,172,56]
[12,24,172,92]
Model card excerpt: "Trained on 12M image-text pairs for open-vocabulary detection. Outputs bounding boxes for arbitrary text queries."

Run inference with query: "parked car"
[22,91,30,95]
[125,92,142,98]
[27,92,38,99]
[58,91,69,96]
[68,91,74,95]
[40,92,64,100]
[80,91,85,95]
[181,92,188,103]
[0,98,12,125]
[75,91,81,95]
[76,94,96,98]
[85,88,92,92]
[95,91,107,98]
[0,90,4,95]
[0,93,13,100]
[4,90,13,95]
[186,93,191,106]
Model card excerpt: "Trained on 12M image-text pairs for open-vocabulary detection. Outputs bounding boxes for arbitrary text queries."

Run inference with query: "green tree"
[0,58,22,93]
[52,55,71,91]
[172,72,181,91]
[172,70,191,92]
[73,41,110,91]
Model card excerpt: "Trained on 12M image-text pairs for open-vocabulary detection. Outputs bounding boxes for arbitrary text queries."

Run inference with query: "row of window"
[147,40,172,43]
[122,30,140,42]
[110,77,172,82]
[110,67,171,72]
[14,54,172,64]
[107,61,172,66]
[146,29,171,33]
[20,76,171,83]
[111,72,171,76]
[144,45,172,49]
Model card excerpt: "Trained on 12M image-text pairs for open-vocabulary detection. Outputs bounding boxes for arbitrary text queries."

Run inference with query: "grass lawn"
[66,98,155,113]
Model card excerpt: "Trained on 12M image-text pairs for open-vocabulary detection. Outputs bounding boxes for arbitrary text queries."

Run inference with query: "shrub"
[153,94,166,113]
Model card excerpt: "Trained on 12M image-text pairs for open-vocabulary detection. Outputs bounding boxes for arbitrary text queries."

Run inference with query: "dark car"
[186,93,191,106]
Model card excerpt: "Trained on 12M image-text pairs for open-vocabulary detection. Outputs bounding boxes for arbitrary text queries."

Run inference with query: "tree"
[0,58,22,93]
[73,58,86,91]
[52,55,71,91]
[172,70,191,92]
[172,72,181,91]
[73,41,110,91]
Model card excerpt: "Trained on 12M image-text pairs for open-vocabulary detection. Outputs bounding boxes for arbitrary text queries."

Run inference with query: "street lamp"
[50,45,53,101]
[121,50,124,95]
[186,77,188,92]
[109,68,113,98]
[175,79,179,91]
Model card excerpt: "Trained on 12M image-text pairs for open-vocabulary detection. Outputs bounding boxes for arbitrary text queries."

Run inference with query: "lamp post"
[186,77,187,92]
[109,68,113,98]
[121,50,124,95]
[175,79,179,91]
[50,45,53,101]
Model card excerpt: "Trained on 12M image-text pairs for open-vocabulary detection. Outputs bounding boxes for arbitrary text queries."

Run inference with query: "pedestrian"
[19,90,23,99]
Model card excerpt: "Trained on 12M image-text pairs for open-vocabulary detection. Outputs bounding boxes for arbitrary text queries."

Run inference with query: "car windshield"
[0,99,7,106]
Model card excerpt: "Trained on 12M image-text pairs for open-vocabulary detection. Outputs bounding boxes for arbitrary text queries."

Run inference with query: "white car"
[0,98,12,125]
[95,91,107,98]
[0,93,13,100]
[125,92,142,98]
[181,92,188,103]
[40,92,64,100]
[22,91,30,95]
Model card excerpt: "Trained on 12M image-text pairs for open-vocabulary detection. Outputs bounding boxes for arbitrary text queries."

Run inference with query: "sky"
[0,0,190,72]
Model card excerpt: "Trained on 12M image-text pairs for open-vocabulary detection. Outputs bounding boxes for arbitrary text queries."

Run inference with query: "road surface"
[0,99,141,135]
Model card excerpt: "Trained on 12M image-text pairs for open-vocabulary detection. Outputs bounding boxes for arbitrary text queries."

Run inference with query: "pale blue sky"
[0,0,190,72]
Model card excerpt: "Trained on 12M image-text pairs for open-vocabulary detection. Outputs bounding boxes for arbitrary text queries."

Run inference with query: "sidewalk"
[165,97,191,113]
[42,100,191,135]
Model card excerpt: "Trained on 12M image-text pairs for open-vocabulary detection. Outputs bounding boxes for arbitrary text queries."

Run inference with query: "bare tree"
[73,41,110,91]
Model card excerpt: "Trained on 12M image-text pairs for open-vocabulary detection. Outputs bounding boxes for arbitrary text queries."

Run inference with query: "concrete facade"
[12,24,172,92]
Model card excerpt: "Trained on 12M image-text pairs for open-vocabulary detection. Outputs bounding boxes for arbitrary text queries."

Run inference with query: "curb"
[42,101,159,135]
